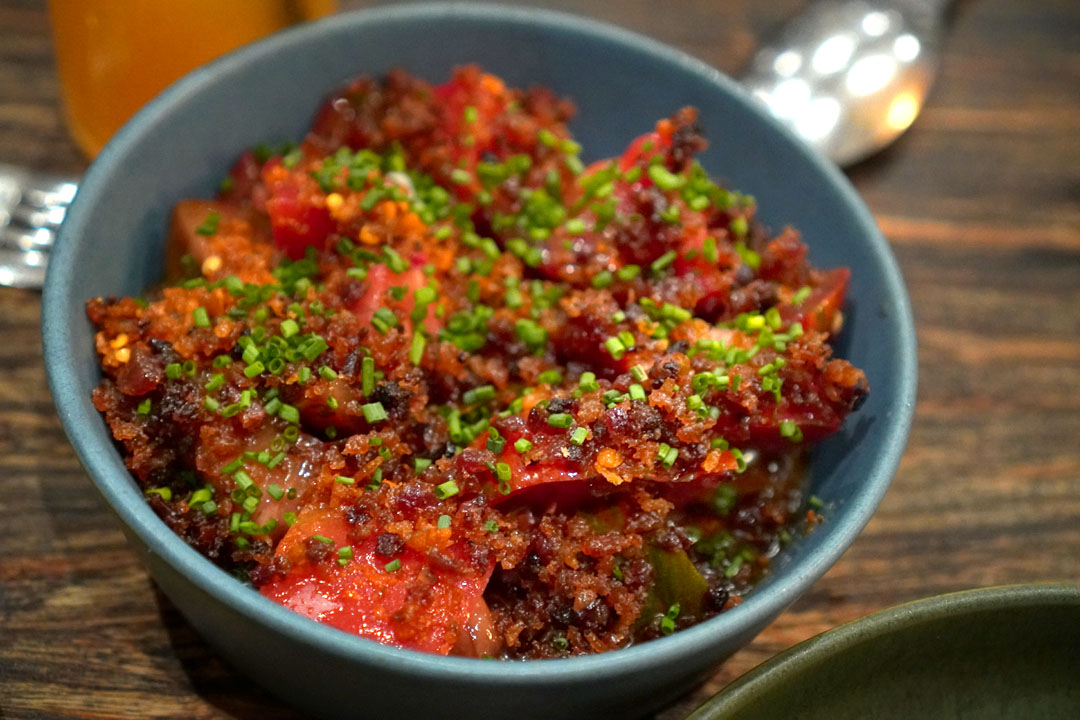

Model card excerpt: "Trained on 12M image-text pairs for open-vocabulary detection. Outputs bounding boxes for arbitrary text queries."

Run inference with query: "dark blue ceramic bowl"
[42,5,916,719]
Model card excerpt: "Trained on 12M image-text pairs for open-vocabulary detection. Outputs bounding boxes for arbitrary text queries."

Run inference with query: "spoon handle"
[903,0,952,20]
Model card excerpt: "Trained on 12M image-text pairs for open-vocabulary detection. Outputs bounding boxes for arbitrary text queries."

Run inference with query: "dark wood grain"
[1,0,1078,718]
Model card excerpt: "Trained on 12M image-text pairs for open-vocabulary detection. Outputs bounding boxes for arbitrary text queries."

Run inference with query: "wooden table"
[2,1,1078,717]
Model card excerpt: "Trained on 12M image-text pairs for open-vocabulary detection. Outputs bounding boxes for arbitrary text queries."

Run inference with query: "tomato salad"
[88,67,867,659]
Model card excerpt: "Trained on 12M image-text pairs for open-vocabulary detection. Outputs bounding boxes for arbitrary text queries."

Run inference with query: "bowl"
[687,584,1080,719]
[42,4,917,719]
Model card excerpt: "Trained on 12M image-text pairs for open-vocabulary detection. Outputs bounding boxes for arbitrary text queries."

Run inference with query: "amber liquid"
[49,0,335,157]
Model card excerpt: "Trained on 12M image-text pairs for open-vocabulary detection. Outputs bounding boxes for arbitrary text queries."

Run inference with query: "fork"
[0,163,79,289]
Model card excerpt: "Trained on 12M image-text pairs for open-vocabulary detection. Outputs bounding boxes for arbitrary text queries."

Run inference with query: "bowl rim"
[42,1,917,684]
[686,583,1080,718]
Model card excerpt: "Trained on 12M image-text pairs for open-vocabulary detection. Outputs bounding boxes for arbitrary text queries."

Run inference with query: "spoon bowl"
[742,0,947,166]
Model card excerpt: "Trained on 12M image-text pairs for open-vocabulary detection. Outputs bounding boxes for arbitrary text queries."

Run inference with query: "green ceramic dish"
[689,584,1080,719]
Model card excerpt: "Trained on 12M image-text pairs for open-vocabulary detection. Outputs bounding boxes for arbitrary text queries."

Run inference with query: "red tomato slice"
[347,261,438,335]
[487,447,590,506]
[618,128,672,172]
[782,268,850,335]
[195,425,319,533]
[260,507,494,655]
[262,160,334,259]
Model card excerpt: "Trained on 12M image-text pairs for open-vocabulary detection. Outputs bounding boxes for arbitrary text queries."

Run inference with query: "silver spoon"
[740,0,949,166]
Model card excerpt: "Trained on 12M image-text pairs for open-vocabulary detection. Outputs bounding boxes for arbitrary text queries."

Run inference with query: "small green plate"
[689,584,1080,719]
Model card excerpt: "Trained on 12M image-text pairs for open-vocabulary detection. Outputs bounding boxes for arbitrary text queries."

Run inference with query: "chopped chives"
[371,307,399,334]
[195,211,220,236]
[233,471,254,491]
[192,306,210,328]
[384,559,402,572]
[434,480,459,499]
[661,446,679,468]
[302,336,328,361]
[335,475,355,485]
[280,318,300,338]
[514,438,533,453]
[278,404,300,425]
[383,247,408,274]
[537,369,562,385]
[792,285,812,305]
[362,402,388,423]
[703,236,718,264]
[319,365,338,380]
[413,457,432,474]
[312,534,333,544]
[650,250,677,275]
[361,356,375,395]
[188,487,212,506]
[604,336,626,360]
[515,319,548,353]
[263,397,282,416]
[629,383,646,401]
[630,365,648,382]
[547,413,573,428]
[244,361,265,378]
[437,514,452,529]
[136,398,152,415]
[578,371,599,392]
[779,420,804,442]
[602,389,625,406]
[267,484,285,501]
[570,427,588,445]
[463,385,496,405]
[648,165,685,191]
[409,331,426,365]
[660,602,681,634]
[591,270,613,289]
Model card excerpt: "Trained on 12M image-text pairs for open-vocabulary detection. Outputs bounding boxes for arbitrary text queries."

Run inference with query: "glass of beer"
[49,0,335,157]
